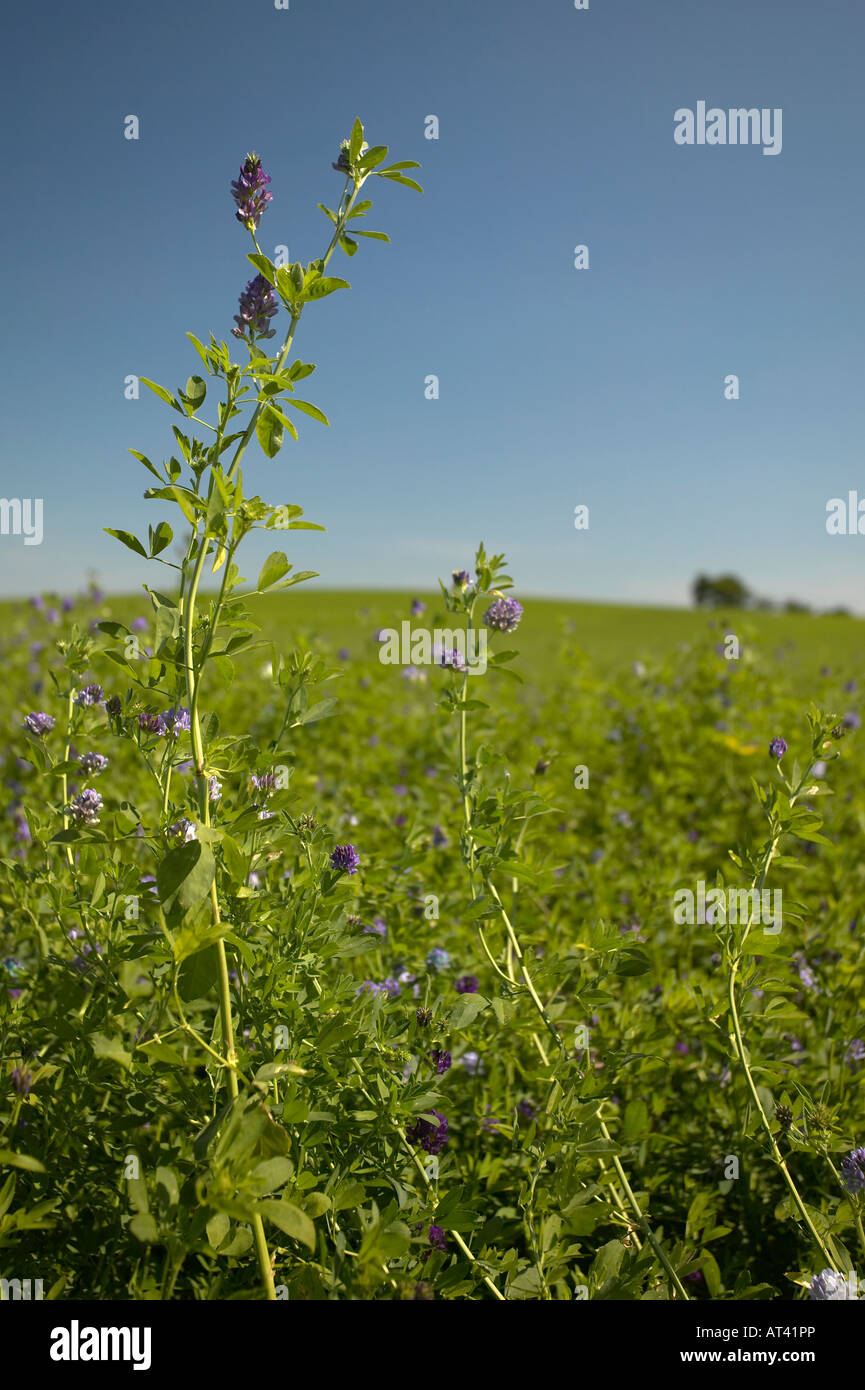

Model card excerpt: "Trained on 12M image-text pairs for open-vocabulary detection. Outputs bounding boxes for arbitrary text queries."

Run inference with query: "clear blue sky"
[1,0,863,610]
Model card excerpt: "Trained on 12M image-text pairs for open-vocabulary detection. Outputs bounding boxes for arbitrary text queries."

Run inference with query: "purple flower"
[162,707,191,739]
[362,916,387,937]
[426,947,450,972]
[768,736,787,759]
[79,752,109,775]
[416,1006,433,1028]
[208,776,222,803]
[10,1067,32,1096]
[454,975,478,994]
[67,789,103,826]
[809,1269,856,1300]
[483,597,523,633]
[167,818,197,843]
[230,152,273,229]
[430,1049,452,1074]
[517,1099,538,1123]
[410,599,426,615]
[75,684,104,707]
[460,1050,482,1076]
[332,138,366,174]
[139,711,163,734]
[330,843,360,875]
[356,979,386,998]
[437,647,465,671]
[432,825,449,848]
[844,1039,865,1067]
[428,1225,447,1252]
[674,1040,689,1056]
[406,1110,449,1155]
[232,274,278,342]
[131,617,148,632]
[452,571,472,590]
[794,955,819,993]
[843,710,861,731]
[381,977,402,999]
[24,711,55,736]
[840,1147,865,1195]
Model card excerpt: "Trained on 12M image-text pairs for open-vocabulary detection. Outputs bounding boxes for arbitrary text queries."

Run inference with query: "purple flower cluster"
[454,975,478,994]
[79,752,109,775]
[483,597,523,633]
[429,1049,452,1075]
[426,947,450,972]
[330,844,360,875]
[406,1110,449,1155]
[139,706,191,738]
[768,736,788,760]
[437,647,465,671]
[75,684,105,708]
[10,1067,32,1096]
[230,152,273,229]
[24,712,55,736]
[428,1225,447,1252]
[67,789,103,826]
[808,1269,856,1300]
[167,818,197,843]
[232,274,278,342]
[840,1147,865,1195]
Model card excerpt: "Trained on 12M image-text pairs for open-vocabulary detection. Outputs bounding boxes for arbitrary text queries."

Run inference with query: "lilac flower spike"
[24,712,55,736]
[330,844,360,875]
[67,789,103,826]
[230,152,273,229]
[839,1147,865,1195]
[75,684,105,707]
[483,597,523,633]
[79,752,109,775]
[406,1110,449,1155]
[808,1269,857,1300]
[232,274,278,342]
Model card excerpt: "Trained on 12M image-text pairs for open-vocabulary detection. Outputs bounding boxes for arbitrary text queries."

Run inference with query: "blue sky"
[1,0,863,610]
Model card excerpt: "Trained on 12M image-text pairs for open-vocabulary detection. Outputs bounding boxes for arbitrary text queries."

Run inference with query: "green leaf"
[357,145,388,172]
[339,235,358,257]
[206,1212,230,1249]
[302,277,350,302]
[349,118,364,162]
[89,1033,133,1071]
[157,841,216,913]
[104,528,148,558]
[256,405,285,459]
[247,253,277,286]
[149,520,173,556]
[184,375,207,411]
[139,377,183,412]
[257,1198,316,1250]
[258,551,292,591]
[447,993,489,1029]
[0,1149,46,1172]
[286,400,330,426]
[129,1213,159,1244]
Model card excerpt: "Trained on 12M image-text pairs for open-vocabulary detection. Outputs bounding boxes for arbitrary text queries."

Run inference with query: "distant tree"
[825,606,851,618]
[693,573,751,609]
[784,600,811,615]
